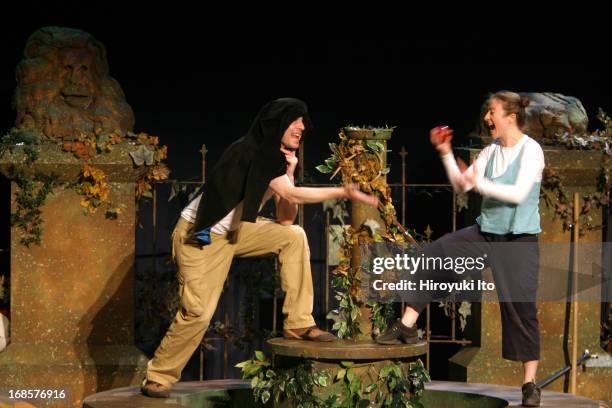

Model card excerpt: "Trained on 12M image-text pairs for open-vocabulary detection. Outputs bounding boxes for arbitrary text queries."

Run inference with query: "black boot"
[521,380,541,407]
[375,320,418,345]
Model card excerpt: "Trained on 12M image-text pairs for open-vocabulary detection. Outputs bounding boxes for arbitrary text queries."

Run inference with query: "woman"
[376,91,545,407]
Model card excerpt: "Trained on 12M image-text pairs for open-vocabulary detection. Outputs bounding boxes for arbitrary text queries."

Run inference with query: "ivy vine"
[237,351,430,407]
[236,352,334,407]
[0,127,170,246]
[1,129,61,246]
[318,129,417,339]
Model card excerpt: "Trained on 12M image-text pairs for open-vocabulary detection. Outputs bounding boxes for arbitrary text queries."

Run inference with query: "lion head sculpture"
[13,26,134,140]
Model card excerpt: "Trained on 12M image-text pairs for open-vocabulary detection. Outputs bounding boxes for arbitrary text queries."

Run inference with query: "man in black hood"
[142,98,378,398]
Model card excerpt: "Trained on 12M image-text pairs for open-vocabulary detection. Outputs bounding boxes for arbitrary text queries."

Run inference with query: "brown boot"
[284,325,337,342]
[141,379,171,398]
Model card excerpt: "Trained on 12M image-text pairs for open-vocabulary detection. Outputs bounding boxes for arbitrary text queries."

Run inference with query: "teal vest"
[476,140,541,235]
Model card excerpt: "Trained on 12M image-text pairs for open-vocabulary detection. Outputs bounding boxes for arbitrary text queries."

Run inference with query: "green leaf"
[286,380,296,394]
[379,365,391,379]
[366,140,381,152]
[243,365,260,378]
[340,361,354,368]
[325,158,338,168]
[350,377,361,394]
[336,368,346,380]
[316,164,333,174]
[261,390,270,404]
[391,364,403,378]
[346,368,355,382]
[255,350,265,361]
[251,376,259,388]
[339,322,348,336]
[350,306,359,322]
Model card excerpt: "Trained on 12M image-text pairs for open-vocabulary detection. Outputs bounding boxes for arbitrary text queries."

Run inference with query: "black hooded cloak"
[190,98,313,237]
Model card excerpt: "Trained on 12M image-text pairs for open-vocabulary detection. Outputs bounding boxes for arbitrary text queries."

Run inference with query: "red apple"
[430,125,453,146]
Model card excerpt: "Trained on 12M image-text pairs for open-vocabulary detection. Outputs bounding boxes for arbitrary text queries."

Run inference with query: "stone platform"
[83,380,251,408]
[266,337,428,359]
[80,379,608,407]
[426,381,607,407]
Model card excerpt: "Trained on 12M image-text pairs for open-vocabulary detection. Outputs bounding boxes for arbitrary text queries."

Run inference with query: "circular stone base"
[81,380,606,407]
[266,337,427,360]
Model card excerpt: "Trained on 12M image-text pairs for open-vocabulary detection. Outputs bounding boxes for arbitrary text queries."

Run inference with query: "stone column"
[347,127,392,339]
[0,144,147,408]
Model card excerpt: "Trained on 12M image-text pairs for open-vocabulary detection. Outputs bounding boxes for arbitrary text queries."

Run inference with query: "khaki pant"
[146,217,316,387]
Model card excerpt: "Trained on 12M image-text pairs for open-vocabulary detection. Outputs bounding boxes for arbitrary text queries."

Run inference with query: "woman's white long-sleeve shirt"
[441,135,545,204]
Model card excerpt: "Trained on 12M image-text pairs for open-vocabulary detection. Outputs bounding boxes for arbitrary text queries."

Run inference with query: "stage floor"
[78,379,608,407]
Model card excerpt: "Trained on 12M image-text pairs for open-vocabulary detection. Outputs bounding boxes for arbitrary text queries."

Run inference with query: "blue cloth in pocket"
[194,227,212,245]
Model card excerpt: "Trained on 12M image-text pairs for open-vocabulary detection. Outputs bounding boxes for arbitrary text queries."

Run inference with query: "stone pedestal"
[267,338,427,407]
[0,144,147,408]
[449,147,612,403]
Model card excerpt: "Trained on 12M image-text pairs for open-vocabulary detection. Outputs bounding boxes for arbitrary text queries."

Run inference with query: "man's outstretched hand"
[344,183,379,207]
